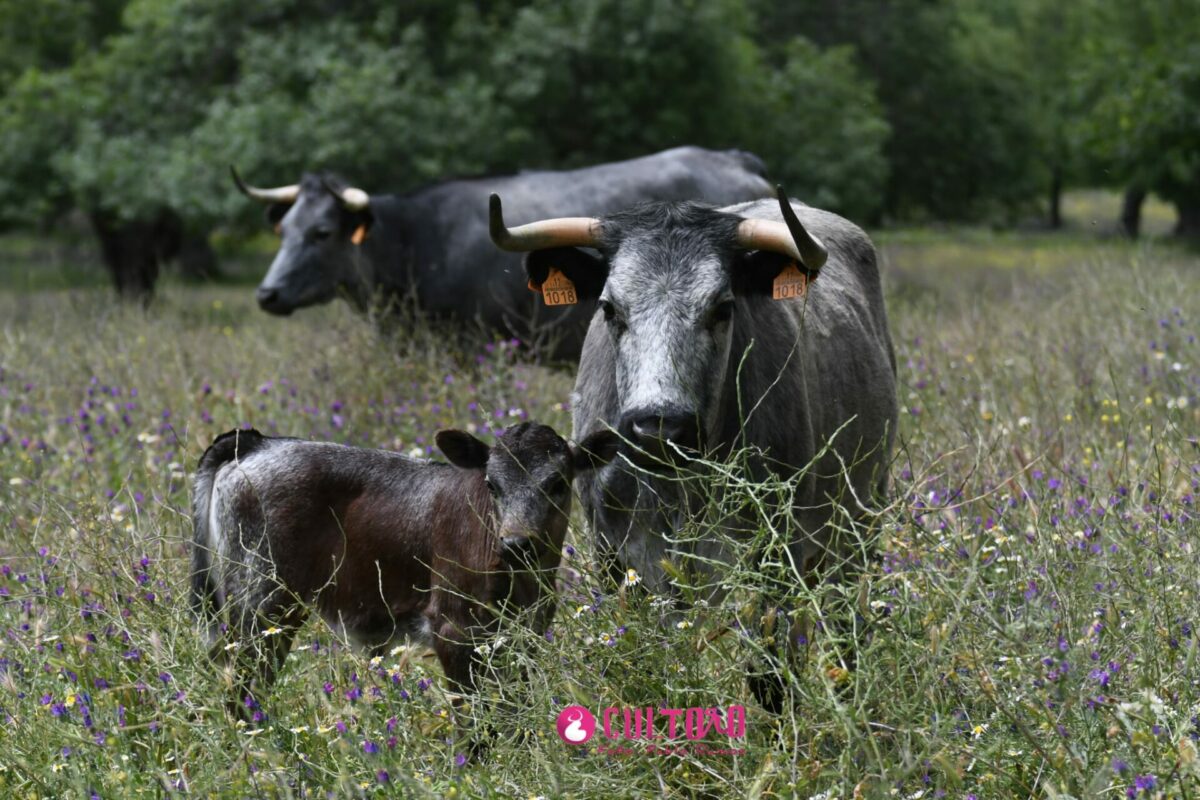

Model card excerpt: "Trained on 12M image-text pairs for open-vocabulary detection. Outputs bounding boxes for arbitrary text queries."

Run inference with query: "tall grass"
[0,233,1196,798]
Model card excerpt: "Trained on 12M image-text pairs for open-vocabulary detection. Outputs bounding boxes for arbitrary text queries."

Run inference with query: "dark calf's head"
[436,422,619,593]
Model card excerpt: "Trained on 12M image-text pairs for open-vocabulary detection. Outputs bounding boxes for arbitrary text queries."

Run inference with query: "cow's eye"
[485,477,500,496]
[599,300,626,332]
[312,227,333,242]
[711,300,735,326]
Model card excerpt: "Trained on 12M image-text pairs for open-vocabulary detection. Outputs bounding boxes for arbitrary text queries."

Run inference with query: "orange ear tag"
[539,268,578,306]
[772,262,809,301]
[351,224,368,245]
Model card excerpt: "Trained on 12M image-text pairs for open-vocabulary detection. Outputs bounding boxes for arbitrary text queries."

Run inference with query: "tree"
[744,37,889,222]
[483,0,889,220]
[0,0,249,297]
[0,0,125,86]
[1002,0,1097,229]
[485,0,760,167]
[0,0,128,230]
[1079,1,1200,239]
[755,0,1046,222]
[0,0,899,298]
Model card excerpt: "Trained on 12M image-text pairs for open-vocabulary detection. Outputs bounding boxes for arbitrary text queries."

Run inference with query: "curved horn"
[736,185,827,274]
[230,166,300,205]
[489,194,601,252]
[321,177,370,211]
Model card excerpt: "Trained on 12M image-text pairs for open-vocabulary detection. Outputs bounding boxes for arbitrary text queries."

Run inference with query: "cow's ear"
[346,208,374,245]
[266,204,290,227]
[571,429,622,473]
[526,247,608,301]
[435,430,491,470]
[735,250,796,296]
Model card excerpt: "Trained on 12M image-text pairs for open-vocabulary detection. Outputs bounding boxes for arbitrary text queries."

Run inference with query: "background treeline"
[0,0,1196,292]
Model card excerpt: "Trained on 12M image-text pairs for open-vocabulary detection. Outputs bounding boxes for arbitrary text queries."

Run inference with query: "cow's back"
[207,440,443,612]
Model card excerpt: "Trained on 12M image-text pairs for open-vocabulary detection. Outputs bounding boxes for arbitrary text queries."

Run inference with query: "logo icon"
[556,705,596,744]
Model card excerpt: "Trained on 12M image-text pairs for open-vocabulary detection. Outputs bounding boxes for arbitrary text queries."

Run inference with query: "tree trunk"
[1119,186,1146,239]
[1048,166,1063,229]
[1175,198,1200,241]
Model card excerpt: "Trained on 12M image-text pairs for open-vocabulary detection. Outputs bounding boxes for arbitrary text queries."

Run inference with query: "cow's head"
[489,188,826,462]
[232,168,374,315]
[437,423,620,556]
[436,422,619,612]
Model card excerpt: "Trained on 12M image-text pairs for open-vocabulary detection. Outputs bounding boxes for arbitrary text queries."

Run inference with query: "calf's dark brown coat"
[190,422,616,711]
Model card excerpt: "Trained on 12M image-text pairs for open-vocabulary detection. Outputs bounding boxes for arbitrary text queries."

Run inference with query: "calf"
[190,422,617,712]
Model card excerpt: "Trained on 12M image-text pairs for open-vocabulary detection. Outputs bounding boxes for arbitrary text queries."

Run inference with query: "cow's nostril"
[630,415,661,443]
[256,287,278,307]
[658,417,691,445]
[630,414,698,451]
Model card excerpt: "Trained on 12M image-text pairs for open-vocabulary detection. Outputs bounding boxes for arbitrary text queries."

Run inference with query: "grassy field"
[0,216,1197,798]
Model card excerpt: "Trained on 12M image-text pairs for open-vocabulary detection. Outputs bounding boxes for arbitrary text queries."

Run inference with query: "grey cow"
[233,147,772,358]
[490,188,898,703]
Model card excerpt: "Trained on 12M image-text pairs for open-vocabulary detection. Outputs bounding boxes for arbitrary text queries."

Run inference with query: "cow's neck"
[350,195,416,311]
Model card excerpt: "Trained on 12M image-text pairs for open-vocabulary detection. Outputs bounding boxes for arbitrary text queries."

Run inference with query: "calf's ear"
[526,247,608,301]
[571,429,622,473]
[435,430,491,470]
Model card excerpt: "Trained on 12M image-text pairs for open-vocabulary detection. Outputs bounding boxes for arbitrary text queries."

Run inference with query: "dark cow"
[489,188,898,703]
[90,208,218,303]
[233,147,772,356]
[190,423,618,715]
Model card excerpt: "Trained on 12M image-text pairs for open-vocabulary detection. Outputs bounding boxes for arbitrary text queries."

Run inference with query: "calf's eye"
[485,477,500,496]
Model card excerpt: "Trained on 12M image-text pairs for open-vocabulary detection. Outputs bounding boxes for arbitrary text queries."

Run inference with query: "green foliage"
[53,0,267,222]
[1,0,1194,238]
[757,0,1050,221]
[0,0,125,85]
[746,37,890,222]
[0,69,78,226]
[180,14,515,223]
[1078,1,1200,226]
[0,0,891,235]
[487,0,758,164]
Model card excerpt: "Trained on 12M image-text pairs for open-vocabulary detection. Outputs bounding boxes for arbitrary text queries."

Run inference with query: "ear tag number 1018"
[540,268,578,306]
[772,262,809,301]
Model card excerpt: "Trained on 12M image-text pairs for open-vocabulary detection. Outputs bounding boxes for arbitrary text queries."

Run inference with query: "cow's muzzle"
[620,408,701,466]
[255,286,294,316]
[499,535,539,570]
